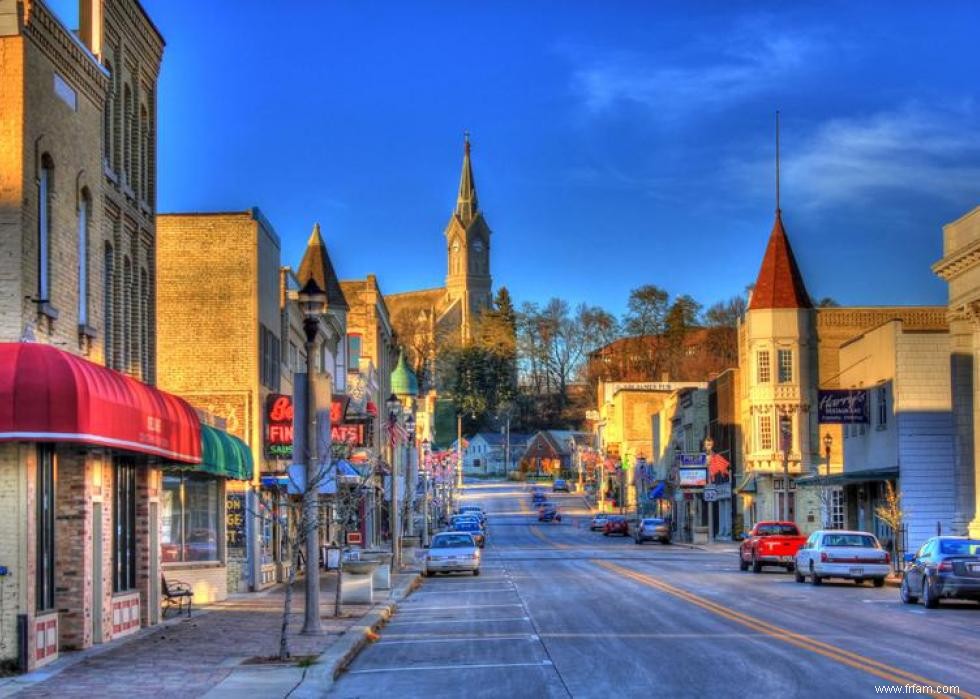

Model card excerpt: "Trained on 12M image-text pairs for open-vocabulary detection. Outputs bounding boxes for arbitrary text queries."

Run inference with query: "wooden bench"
[161,576,193,618]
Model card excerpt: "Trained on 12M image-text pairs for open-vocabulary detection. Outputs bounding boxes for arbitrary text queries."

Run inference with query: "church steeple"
[455,132,478,227]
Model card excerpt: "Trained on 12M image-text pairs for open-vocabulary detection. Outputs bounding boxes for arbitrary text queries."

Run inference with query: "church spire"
[455,132,478,226]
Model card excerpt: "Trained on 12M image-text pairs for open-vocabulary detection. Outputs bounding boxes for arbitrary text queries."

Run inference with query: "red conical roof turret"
[748,211,812,311]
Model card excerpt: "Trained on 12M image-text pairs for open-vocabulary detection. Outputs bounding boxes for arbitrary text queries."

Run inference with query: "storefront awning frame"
[796,467,898,487]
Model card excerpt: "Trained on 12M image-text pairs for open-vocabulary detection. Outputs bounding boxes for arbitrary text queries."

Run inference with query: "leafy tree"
[623,284,669,337]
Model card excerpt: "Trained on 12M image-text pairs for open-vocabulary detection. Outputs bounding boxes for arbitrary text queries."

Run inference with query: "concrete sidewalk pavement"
[0,569,420,699]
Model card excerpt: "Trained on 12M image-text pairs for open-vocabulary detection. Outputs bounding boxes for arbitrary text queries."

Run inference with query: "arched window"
[139,268,149,380]
[103,61,113,165]
[139,105,148,200]
[123,256,132,373]
[38,154,53,302]
[123,84,132,187]
[78,188,91,326]
[104,242,114,368]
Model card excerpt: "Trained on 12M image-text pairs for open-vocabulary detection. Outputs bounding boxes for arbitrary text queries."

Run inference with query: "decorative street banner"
[818,390,869,424]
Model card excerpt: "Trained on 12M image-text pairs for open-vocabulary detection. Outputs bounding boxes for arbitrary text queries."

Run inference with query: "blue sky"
[54,1,980,316]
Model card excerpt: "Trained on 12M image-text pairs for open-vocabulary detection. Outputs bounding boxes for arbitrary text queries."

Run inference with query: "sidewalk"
[0,569,419,699]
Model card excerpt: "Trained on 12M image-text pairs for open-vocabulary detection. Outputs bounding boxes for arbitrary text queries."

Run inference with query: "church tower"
[444,134,493,342]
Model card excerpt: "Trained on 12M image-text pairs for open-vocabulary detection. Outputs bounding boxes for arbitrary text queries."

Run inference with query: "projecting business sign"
[818,390,869,424]
[679,468,708,488]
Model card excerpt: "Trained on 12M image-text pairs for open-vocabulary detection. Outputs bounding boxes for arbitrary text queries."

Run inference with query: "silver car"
[423,532,482,577]
[635,517,671,544]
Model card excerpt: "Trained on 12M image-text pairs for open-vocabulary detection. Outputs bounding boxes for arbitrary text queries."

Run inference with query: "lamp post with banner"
[704,436,715,542]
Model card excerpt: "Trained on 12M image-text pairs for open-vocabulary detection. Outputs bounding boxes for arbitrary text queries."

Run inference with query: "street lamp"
[704,436,715,544]
[386,393,402,568]
[823,433,832,478]
[297,278,327,636]
[421,439,431,546]
[404,412,416,538]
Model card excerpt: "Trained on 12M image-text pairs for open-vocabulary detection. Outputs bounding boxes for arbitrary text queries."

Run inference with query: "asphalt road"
[329,482,980,698]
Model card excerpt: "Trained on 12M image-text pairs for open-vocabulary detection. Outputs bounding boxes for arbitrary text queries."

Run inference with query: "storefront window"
[259,491,274,565]
[161,472,220,563]
[113,459,137,592]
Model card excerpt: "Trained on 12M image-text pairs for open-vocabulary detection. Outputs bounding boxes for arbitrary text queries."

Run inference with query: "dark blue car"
[900,536,980,608]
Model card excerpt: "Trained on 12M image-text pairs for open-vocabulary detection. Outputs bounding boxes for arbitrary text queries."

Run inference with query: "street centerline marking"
[595,560,974,699]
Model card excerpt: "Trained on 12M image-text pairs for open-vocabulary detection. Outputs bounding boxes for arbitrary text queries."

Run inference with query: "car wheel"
[794,567,805,583]
[786,563,796,572]
[854,578,865,586]
[809,563,822,585]
[603,532,609,537]
[872,577,885,588]
[473,569,480,577]
[739,553,749,572]
[900,576,918,604]
[751,554,762,574]
[922,578,939,609]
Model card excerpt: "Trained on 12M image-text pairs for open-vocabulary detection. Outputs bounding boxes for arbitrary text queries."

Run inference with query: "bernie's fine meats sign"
[818,390,869,424]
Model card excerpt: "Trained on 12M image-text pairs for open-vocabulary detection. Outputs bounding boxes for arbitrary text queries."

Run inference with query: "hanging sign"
[818,390,869,424]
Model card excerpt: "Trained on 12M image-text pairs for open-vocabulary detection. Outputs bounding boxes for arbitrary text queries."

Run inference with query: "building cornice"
[932,238,980,281]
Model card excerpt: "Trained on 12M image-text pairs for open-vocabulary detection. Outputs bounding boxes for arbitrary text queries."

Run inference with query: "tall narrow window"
[139,105,148,200]
[758,415,773,451]
[113,458,137,592]
[140,268,149,380]
[78,191,90,326]
[103,61,113,165]
[877,386,888,427]
[779,414,793,453]
[777,349,793,383]
[123,84,132,187]
[348,334,362,371]
[123,256,132,373]
[757,350,771,384]
[104,243,114,368]
[38,156,53,302]
[36,445,56,612]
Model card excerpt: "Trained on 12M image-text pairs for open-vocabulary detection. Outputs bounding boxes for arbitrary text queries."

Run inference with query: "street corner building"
[0,0,248,671]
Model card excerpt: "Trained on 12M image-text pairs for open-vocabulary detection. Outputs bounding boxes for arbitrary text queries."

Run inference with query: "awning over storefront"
[735,473,757,494]
[198,425,253,480]
[796,467,898,487]
[0,343,201,462]
[287,460,363,494]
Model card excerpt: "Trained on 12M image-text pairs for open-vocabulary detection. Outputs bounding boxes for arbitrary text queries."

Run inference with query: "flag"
[708,453,731,481]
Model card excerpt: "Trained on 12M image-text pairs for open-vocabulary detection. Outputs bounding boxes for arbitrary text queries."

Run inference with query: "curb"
[288,573,422,698]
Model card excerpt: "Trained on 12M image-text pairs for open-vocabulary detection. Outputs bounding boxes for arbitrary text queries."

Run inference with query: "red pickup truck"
[739,521,807,573]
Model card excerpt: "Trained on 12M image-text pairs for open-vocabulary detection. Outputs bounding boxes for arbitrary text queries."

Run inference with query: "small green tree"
[874,481,905,572]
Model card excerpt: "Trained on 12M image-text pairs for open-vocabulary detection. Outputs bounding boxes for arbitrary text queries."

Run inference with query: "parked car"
[635,518,671,545]
[603,515,629,537]
[538,505,562,522]
[794,530,890,586]
[423,532,481,577]
[553,479,570,493]
[458,505,487,525]
[590,514,610,531]
[452,519,486,547]
[900,536,980,608]
[739,521,807,572]
[532,492,547,506]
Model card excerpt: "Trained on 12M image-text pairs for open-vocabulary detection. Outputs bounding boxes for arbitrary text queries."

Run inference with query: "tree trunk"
[334,541,344,617]
[279,539,300,661]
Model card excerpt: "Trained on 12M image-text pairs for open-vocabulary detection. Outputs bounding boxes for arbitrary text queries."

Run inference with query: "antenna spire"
[775,110,781,213]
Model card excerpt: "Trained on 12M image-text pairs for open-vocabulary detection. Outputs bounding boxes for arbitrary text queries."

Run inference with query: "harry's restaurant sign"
[818,390,869,424]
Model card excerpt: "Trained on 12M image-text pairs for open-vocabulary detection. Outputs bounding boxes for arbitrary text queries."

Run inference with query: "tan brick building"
[0,0,180,671]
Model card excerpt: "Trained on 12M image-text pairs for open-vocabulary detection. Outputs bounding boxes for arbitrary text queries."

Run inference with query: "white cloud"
[732,104,980,209]
[567,21,826,118]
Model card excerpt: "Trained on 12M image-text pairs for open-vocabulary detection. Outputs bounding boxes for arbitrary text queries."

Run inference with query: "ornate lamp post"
[704,435,715,543]
[386,393,402,568]
[404,412,416,537]
[421,439,431,546]
[297,278,327,635]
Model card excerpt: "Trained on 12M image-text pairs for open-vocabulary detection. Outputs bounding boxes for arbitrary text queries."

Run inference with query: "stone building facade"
[0,0,174,671]
[933,204,980,537]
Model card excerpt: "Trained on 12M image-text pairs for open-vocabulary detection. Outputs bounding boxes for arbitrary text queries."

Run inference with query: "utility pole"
[456,413,463,489]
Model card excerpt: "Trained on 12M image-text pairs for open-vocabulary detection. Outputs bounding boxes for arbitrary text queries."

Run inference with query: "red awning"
[0,343,201,463]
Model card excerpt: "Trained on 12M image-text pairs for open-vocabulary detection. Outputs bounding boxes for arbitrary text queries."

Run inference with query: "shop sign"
[332,423,365,447]
[226,493,246,547]
[678,453,706,467]
[266,393,355,459]
[818,390,869,424]
[679,467,707,488]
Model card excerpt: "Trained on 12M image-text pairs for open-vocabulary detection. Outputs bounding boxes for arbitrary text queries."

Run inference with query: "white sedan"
[794,530,891,586]
[423,532,481,577]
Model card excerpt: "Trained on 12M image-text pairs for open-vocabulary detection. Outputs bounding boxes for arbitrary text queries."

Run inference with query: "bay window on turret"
[757,350,770,384]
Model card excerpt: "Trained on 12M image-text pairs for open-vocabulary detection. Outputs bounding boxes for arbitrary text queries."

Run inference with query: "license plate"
[969,563,980,572]
[849,567,864,576]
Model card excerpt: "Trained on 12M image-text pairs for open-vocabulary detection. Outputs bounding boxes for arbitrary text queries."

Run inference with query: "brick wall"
[0,444,26,666]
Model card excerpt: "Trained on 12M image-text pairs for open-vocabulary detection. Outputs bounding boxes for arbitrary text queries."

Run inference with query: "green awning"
[796,467,897,487]
[193,425,253,480]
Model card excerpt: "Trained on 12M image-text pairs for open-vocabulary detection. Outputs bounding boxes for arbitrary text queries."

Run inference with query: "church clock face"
[473,239,484,253]
[452,240,460,253]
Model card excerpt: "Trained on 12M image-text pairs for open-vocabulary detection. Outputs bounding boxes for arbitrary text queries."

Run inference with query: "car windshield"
[454,522,480,531]
[939,539,980,556]
[822,533,877,548]
[432,535,473,548]
[756,524,799,536]
[608,516,625,522]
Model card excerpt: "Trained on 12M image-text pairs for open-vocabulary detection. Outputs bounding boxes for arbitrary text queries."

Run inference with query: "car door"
[798,533,816,569]
[908,540,931,589]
